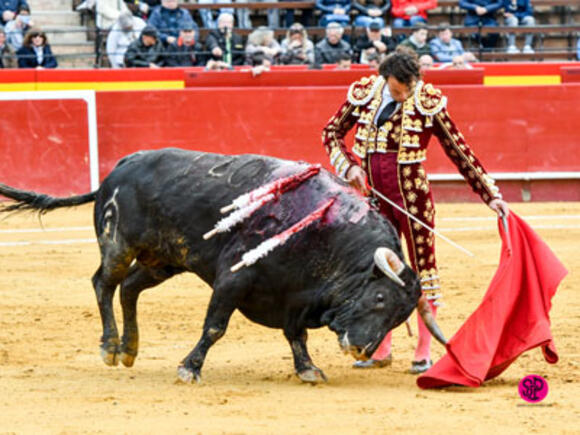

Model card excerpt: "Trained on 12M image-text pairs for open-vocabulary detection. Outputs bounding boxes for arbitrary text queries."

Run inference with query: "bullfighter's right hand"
[346,165,369,196]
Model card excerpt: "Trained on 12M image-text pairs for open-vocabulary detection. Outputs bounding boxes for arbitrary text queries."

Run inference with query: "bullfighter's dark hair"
[378,47,420,86]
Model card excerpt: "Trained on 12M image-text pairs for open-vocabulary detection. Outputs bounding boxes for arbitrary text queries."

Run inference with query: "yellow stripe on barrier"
[484,75,561,86]
[0,83,37,91]
[35,81,185,91]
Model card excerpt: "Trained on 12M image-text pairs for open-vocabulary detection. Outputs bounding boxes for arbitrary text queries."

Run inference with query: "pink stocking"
[414,299,438,362]
[371,330,392,360]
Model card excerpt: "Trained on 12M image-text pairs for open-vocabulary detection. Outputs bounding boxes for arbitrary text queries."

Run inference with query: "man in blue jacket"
[147,0,199,46]
[503,0,535,54]
[459,0,501,49]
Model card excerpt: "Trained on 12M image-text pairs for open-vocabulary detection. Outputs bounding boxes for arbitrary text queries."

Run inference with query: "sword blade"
[370,187,475,258]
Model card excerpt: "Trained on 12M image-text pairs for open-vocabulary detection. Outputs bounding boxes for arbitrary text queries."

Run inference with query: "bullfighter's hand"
[489,198,509,217]
[346,165,369,196]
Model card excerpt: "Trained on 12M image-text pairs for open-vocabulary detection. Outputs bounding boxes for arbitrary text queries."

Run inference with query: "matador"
[322,51,509,373]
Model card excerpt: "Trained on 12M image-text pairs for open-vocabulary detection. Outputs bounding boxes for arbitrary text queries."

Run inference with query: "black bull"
[0,148,445,383]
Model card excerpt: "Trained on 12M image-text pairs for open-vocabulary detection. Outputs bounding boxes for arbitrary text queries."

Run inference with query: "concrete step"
[43,26,88,44]
[28,0,74,12]
[56,56,94,69]
[31,11,81,27]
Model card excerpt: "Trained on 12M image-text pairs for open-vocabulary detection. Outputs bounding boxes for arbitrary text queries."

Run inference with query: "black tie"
[377,101,397,128]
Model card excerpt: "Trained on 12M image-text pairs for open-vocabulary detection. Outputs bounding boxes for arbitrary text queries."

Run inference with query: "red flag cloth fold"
[417,212,567,389]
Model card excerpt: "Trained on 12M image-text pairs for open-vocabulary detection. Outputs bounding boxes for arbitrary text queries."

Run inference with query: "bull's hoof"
[120,352,136,368]
[177,365,201,384]
[297,367,328,384]
[100,348,119,366]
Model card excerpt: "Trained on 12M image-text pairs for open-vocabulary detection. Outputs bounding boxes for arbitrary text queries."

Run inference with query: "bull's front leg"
[284,329,328,384]
[177,288,235,384]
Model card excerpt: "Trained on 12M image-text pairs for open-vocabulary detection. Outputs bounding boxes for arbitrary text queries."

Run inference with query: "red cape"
[417,212,567,389]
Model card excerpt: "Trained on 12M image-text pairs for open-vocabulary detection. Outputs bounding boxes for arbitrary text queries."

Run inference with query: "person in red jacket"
[391,0,437,28]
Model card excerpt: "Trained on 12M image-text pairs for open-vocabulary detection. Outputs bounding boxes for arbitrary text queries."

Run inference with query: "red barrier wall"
[0,99,90,194]
[96,84,580,178]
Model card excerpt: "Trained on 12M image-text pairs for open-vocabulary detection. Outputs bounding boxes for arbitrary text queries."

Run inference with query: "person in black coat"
[124,25,165,67]
[16,28,57,68]
[165,24,203,67]
[353,20,396,64]
[204,12,245,67]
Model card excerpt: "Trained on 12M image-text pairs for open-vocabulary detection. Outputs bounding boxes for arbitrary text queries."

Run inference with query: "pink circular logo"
[518,375,549,403]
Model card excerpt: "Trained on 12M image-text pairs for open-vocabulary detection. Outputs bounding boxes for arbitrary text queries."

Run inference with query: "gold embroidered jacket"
[322,75,502,204]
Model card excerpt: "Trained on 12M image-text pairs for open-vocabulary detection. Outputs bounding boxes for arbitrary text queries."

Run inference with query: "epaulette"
[347,75,384,106]
[414,81,447,116]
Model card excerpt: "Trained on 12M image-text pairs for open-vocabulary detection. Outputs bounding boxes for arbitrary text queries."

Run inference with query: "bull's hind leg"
[119,264,180,367]
[177,283,237,384]
[92,249,134,366]
[284,329,327,384]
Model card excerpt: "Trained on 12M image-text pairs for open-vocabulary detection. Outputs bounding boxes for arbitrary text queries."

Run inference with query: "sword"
[370,187,475,257]
[499,210,512,256]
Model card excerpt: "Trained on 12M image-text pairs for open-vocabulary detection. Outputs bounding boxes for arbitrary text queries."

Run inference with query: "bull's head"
[328,247,446,360]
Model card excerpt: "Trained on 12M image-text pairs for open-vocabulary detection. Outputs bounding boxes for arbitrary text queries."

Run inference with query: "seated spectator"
[0,26,16,68]
[245,26,281,65]
[106,11,146,69]
[503,0,535,54]
[16,28,57,69]
[366,52,380,69]
[398,23,429,56]
[204,12,245,67]
[418,53,433,72]
[0,0,28,26]
[336,52,352,69]
[147,0,199,46]
[124,25,165,67]
[279,23,315,65]
[242,51,272,76]
[4,3,32,50]
[314,22,352,65]
[96,0,129,65]
[459,0,501,49]
[438,54,474,69]
[315,0,351,27]
[354,19,396,64]
[353,0,390,28]
[430,23,477,63]
[391,0,435,28]
[166,23,204,66]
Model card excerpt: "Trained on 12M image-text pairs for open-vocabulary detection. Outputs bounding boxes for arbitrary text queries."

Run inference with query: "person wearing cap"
[390,0,435,28]
[165,22,204,67]
[397,23,430,56]
[321,49,508,373]
[0,25,16,68]
[353,0,390,29]
[314,22,352,65]
[429,23,476,63]
[280,22,314,65]
[147,0,199,46]
[3,3,31,50]
[354,20,396,64]
[124,25,165,67]
[0,0,29,25]
[106,11,146,68]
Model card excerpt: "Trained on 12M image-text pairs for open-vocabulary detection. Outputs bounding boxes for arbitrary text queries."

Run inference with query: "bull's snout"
[338,332,374,361]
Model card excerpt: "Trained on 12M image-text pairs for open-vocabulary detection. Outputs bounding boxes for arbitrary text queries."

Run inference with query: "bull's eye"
[376,293,384,303]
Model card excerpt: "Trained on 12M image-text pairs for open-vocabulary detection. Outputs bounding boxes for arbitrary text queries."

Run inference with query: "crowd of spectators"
[0,0,577,69]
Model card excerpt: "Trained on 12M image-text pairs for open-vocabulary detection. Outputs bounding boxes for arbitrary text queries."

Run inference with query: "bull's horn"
[417,296,447,346]
[374,247,405,286]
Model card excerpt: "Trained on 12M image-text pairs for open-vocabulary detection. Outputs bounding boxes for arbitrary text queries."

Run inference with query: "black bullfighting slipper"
[352,354,393,369]
[409,359,433,374]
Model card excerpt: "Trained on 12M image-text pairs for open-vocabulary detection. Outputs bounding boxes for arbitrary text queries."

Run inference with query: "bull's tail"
[0,183,96,214]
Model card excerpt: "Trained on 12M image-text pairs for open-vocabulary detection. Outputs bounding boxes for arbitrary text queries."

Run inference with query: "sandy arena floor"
[0,202,578,434]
